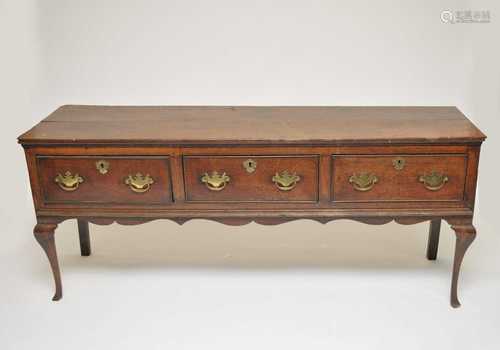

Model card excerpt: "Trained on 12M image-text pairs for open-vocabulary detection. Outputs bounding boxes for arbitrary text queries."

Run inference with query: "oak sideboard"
[18,105,486,307]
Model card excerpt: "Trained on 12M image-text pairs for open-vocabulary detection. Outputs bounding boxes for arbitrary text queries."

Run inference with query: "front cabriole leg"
[447,219,476,308]
[34,223,62,301]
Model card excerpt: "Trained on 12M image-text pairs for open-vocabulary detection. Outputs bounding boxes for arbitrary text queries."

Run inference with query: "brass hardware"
[393,157,405,171]
[349,173,378,191]
[125,173,154,193]
[419,171,448,191]
[201,171,230,191]
[243,159,257,173]
[96,160,110,174]
[54,171,84,192]
[272,170,301,191]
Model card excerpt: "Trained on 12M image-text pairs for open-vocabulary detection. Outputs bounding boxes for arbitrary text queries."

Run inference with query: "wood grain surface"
[183,155,319,202]
[37,156,173,205]
[332,154,467,202]
[18,105,486,145]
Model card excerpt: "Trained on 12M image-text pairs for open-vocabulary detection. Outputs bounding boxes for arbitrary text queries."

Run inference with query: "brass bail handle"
[54,171,84,191]
[349,173,378,192]
[272,170,301,191]
[125,173,154,193]
[201,171,230,191]
[419,171,448,191]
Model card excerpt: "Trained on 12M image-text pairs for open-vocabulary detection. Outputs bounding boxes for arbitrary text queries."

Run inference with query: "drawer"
[37,156,173,205]
[332,155,467,202]
[183,156,319,202]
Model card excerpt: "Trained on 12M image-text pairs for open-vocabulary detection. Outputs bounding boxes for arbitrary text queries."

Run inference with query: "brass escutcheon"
[243,159,257,173]
[393,157,405,171]
[96,159,110,174]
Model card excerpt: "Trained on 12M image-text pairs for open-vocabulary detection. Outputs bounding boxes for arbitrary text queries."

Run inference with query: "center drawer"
[183,156,319,202]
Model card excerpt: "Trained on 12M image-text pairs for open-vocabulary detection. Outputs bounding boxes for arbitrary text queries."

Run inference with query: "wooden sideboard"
[18,106,486,307]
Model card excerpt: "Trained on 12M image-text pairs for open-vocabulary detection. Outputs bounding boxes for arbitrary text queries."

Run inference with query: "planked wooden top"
[18,105,486,145]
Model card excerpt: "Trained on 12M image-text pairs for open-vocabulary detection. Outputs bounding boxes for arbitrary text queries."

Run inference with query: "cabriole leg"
[77,219,91,256]
[34,223,62,301]
[449,223,476,308]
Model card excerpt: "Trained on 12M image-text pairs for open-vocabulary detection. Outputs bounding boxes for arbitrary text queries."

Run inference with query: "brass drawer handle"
[349,173,378,191]
[54,171,84,192]
[419,171,448,191]
[125,173,154,193]
[272,170,301,191]
[201,171,230,191]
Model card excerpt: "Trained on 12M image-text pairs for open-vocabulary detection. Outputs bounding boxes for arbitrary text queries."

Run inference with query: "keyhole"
[393,157,405,170]
[96,160,110,174]
[243,159,257,173]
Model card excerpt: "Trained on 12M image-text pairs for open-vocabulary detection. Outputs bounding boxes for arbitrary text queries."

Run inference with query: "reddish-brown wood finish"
[19,106,485,145]
[37,156,173,205]
[332,155,467,202]
[18,105,486,307]
[447,218,477,308]
[183,155,319,202]
[33,223,61,301]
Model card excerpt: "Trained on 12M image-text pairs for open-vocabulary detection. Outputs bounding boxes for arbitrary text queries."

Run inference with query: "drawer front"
[37,156,173,205]
[184,156,319,202]
[332,155,467,202]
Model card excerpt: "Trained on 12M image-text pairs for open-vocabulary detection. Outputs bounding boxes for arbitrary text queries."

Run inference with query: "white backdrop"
[1,1,499,349]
